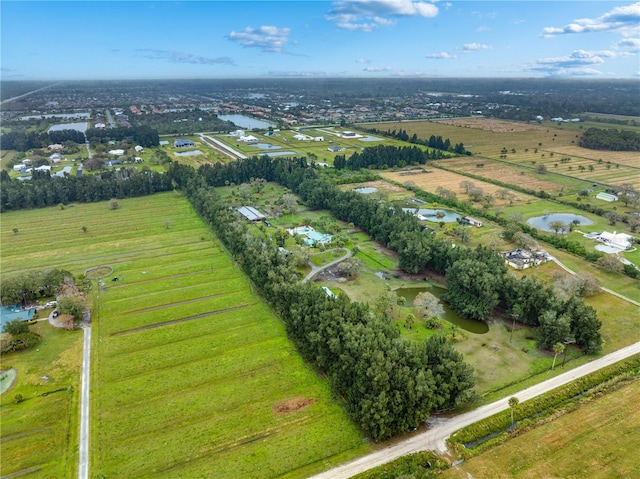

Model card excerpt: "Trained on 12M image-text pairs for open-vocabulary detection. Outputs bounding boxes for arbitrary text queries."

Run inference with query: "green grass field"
[0,323,83,479]
[440,376,640,479]
[1,193,369,478]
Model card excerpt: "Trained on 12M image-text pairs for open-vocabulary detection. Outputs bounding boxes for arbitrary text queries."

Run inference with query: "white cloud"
[363,65,393,72]
[463,43,490,52]
[327,0,438,31]
[136,49,234,65]
[542,2,640,37]
[355,58,370,64]
[616,38,640,51]
[425,52,456,59]
[228,26,291,52]
[475,26,491,33]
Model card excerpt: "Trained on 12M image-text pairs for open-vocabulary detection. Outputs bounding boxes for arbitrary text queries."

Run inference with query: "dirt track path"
[302,248,351,283]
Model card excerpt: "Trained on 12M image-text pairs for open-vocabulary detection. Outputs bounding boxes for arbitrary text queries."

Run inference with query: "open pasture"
[380,168,541,208]
[76,194,366,478]
[436,157,584,194]
[370,119,639,189]
[1,194,367,478]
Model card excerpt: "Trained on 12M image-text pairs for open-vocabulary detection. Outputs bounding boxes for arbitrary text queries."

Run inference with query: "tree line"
[0,168,173,212]
[86,125,160,148]
[170,155,602,354]
[578,127,640,151]
[334,145,443,170]
[363,127,468,155]
[0,268,72,306]
[169,162,475,440]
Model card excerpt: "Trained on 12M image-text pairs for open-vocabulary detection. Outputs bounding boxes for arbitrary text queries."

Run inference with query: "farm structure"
[174,138,195,148]
[237,206,266,222]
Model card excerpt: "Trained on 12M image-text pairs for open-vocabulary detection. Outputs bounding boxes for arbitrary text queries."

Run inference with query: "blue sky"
[2,1,639,80]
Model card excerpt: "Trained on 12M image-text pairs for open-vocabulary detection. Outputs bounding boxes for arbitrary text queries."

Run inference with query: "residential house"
[174,138,195,148]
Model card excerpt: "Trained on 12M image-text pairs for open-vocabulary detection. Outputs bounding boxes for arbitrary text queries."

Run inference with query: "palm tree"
[508,396,519,428]
[551,342,565,370]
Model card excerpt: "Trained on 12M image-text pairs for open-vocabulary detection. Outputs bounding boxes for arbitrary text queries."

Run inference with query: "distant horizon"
[2,76,639,83]
[2,1,639,81]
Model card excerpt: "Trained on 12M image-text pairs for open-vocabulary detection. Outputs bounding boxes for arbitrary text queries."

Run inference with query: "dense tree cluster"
[1,129,85,151]
[0,268,72,306]
[364,127,468,155]
[335,145,437,170]
[578,127,640,151]
[0,168,172,212]
[86,125,159,147]
[1,319,41,354]
[130,110,234,135]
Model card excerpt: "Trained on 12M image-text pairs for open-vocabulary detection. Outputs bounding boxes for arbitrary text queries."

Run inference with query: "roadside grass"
[440,376,640,479]
[0,322,83,479]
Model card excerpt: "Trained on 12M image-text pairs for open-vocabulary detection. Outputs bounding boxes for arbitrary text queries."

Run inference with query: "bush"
[2,319,29,335]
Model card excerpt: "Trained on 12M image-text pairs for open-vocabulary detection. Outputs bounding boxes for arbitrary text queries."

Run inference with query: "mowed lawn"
[1,193,368,479]
[441,375,640,479]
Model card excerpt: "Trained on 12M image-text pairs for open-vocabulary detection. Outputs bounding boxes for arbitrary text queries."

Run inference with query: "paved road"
[302,248,351,283]
[309,340,640,479]
[78,325,91,479]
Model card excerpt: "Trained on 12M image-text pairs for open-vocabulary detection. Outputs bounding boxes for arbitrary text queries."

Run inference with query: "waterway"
[393,286,489,334]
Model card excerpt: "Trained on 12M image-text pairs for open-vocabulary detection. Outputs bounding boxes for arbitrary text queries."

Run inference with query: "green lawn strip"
[101,334,290,405]
[97,303,272,356]
[542,244,640,304]
[98,270,238,303]
[0,324,82,479]
[442,363,640,479]
[99,276,246,313]
[97,312,278,381]
[99,292,252,335]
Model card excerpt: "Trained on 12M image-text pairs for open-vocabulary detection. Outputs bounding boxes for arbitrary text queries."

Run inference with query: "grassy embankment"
[0,193,368,478]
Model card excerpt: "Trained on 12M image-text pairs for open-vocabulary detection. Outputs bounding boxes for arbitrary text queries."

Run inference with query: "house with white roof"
[597,231,633,250]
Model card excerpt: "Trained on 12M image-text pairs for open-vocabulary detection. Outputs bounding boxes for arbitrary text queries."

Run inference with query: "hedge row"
[449,354,640,451]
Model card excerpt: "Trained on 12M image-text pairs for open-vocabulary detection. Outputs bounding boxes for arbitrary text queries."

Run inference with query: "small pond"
[403,208,462,223]
[527,213,594,232]
[218,114,275,129]
[48,122,88,133]
[174,150,204,156]
[260,151,296,157]
[252,143,282,150]
[354,187,378,194]
[358,136,383,142]
[394,286,489,334]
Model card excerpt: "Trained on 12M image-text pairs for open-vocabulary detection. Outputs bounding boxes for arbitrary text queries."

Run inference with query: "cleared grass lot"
[0,323,83,479]
[1,193,367,479]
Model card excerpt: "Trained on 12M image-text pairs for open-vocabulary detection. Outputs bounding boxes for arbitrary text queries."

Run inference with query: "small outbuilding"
[174,138,195,148]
